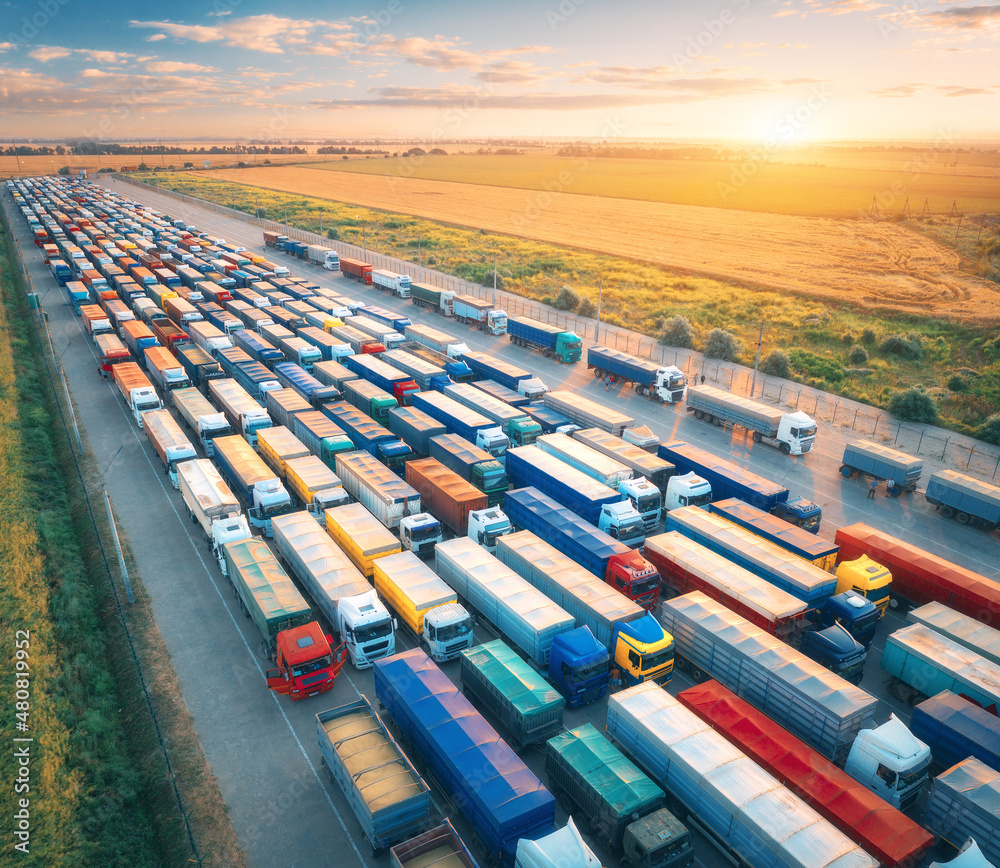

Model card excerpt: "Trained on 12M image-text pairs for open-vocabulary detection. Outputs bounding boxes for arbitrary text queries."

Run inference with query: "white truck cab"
[399,513,444,558]
[598,501,646,548]
[517,376,547,402]
[336,591,396,669]
[423,603,474,662]
[620,477,663,531]
[248,478,293,538]
[776,410,818,456]
[622,425,659,451]
[213,515,252,577]
[468,506,512,554]
[515,818,600,868]
[664,471,713,511]
[843,715,931,810]
[306,486,351,522]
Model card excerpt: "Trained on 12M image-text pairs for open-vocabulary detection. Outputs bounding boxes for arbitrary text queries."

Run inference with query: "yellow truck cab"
[835,555,892,617]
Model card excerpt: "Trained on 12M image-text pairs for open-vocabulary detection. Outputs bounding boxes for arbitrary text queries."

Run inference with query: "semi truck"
[149,315,189,354]
[306,244,340,270]
[186,320,231,358]
[505,446,643,546]
[373,650,556,868]
[111,361,162,427]
[329,323,385,356]
[312,360,358,391]
[372,551,473,662]
[171,387,232,456]
[923,759,1000,868]
[401,340,474,381]
[298,325,350,361]
[315,698,430,853]
[371,269,412,298]
[334,449,426,531]
[361,305,412,333]
[266,620,346,701]
[343,353,419,405]
[144,345,191,403]
[95,333,131,378]
[143,409,197,488]
[429,434,509,507]
[81,303,112,336]
[256,425,310,480]
[460,640,565,750]
[382,349,450,392]
[586,346,687,405]
[120,319,158,360]
[175,344,225,394]
[216,347,281,401]
[469,379,530,409]
[409,283,455,316]
[524,405,577,435]
[834,523,999,618]
[686,385,817,456]
[264,387,312,430]
[606,683,879,868]
[405,458,487,536]
[665,507,881,645]
[208,378,272,448]
[411,391,509,456]
[347,315,405,351]
[176,459,250,575]
[461,351,547,402]
[839,440,923,494]
[271,511,395,669]
[925,469,1000,532]
[388,406,447,457]
[678,680,933,868]
[325,502,401,578]
[508,316,581,364]
[573,428,675,493]
[284,455,349,519]
[443,382,542,446]
[544,724,694,868]
[322,402,413,471]
[497,530,675,686]
[403,323,468,359]
[212,434,292,536]
[912,690,1000,775]
[452,294,507,334]
[504,487,659,609]
[291,410,355,469]
[658,440,822,529]
[233,329,284,368]
[543,390,633,437]
[272,361,340,408]
[908,601,1000,668]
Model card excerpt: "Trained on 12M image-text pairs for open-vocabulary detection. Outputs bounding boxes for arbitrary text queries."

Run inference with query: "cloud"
[29,46,135,63]
[144,60,218,73]
[929,4,1000,27]
[0,42,16,52]
[877,2,1000,42]
[146,34,167,41]
[131,15,358,54]
[871,83,926,96]
[476,60,551,85]
[739,42,767,48]
[29,46,72,62]
[937,83,996,95]
[774,9,799,16]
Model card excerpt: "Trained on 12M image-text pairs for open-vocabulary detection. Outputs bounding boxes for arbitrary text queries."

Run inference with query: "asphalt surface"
[7,176,998,868]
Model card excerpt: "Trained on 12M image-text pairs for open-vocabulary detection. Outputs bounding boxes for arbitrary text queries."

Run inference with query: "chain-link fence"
[116,175,1000,481]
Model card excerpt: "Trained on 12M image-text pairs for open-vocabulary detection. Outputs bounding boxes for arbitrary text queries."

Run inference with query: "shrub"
[841,332,854,345]
[183,161,194,169]
[659,315,695,349]
[889,388,938,424]
[978,414,1000,445]
[848,345,869,365]
[879,333,922,360]
[326,227,339,240]
[255,207,267,218]
[760,350,791,379]
[577,297,597,318]
[704,328,740,362]
[861,328,877,345]
[947,374,967,392]
[553,285,580,311]
[789,348,844,382]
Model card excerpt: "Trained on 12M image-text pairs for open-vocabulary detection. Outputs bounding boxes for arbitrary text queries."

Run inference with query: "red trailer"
[150,316,190,355]
[405,458,486,536]
[340,257,373,285]
[678,680,933,868]
[835,523,1000,620]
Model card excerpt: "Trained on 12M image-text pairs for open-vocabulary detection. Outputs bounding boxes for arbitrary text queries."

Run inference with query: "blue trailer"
[411,391,509,457]
[175,343,225,394]
[373,649,556,868]
[66,280,90,312]
[461,351,533,392]
[321,401,412,472]
[523,405,574,434]
[361,305,411,333]
[925,469,1000,533]
[403,343,475,383]
[586,346,687,404]
[344,354,420,406]
[470,379,530,409]
[272,362,341,408]
[296,325,343,362]
[912,690,1000,774]
[507,317,581,364]
[216,347,279,401]
[657,440,822,532]
[382,350,451,392]
[197,301,241,337]
[234,329,285,369]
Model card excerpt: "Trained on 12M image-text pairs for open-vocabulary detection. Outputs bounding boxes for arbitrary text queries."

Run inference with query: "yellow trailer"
[285,455,350,519]
[257,425,310,480]
[325,502,400,578]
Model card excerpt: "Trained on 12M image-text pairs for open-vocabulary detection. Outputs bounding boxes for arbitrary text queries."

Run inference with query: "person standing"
[868,477,879,499]
[609,666,622,692]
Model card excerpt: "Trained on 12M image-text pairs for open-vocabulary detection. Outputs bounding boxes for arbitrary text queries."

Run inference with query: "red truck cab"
[606,551,661,611]
[266,622,345,700]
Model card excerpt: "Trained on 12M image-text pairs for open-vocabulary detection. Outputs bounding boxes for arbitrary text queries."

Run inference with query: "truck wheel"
[840,466,853,478]
[690,666,705,682]
[891,681,914,704]
[940,505,954,519]
[694,410,704,420]
[890,486,902,498]
[956,511,970,525]
[780,442,791,455]
[753,432,763,443]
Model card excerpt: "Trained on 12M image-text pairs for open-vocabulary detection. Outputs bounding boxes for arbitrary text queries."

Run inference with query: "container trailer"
[321,402,412,471]
[408,283,455,317]
[143,409,197,488]
[405,458,487,537]
[388,406,447,457]
[111,361,162,427]
[452,294,507,334]
[411,391,508,456]
[176,459,250,574]
[925,469,1000,532]
[171,387,232,455]
[912,690,1000,775]
[840,439,923,494]
[297,325,347,362]
[208,378,272,448]
[460,351,546,401]
[586,346,687,405]
[542,390,633,436]
[306,244,340,270]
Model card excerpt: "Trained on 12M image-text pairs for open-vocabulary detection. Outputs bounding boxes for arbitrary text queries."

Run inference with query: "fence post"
[967,447,976,471]
[941,437,950,461]
[832,402,840,424]
[894,421,903,444]
[872,414,880,436]
[917,429,925,452]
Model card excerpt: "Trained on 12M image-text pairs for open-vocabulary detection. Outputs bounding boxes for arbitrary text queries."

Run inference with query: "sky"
[2,0,998,142]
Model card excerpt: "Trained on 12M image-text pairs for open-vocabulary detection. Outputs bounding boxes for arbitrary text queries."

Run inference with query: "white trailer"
[307,244,340,271]
[372,269,412,298]
[177,459,250,575]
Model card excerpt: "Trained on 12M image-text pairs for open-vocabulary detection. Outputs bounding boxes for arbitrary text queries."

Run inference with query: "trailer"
[256,425,310,480]
[508,316,581,364]
[542,390,634,436]
[315,699,430,854]
[912,690,1000,775]
[523,405,575,435]
[233,329,284,368]
[360,305,412,334]
[174,344,225,394]
[839,440,923,494]
[112,361,162,427]
[291,410,358,469]
[144,345,191,402]
[176,459,249,574]
[925,469,1000,532]
[329,323,385,355]
[573,429,675,493]
[143,409,197,488]
[448,294,505,334]
[403,323,468,359]
[429,434,509,507]
[208,378,272,447]
[264,387,313,430]
[408,283,455,317]
[343,353,419,405]
[923,759,1000,868]
[298,325,348,362]
[212,434,291,535]
[461,351,545,401]
[325,502,401,578]
[149,315,189,353]
[347,315,405,351]
[306,244,340,270]
[95,332,131,378]
[443,383,541,447]
[312,360,358,391]
[469,380,530,410]
[172,387,232,456]
[284,455,349,519]
[411,391,508,457]
[322,402,412,471]
[273,361,340,408]
[908,602,1000,670]
[587,346,687,405]
[81,303,113,336]
[216,347,280,401]
[120,319,159,360]
[382,350,451,392]
[389,821,478,868]
[371,269,412,298]
[335,449,422,530]
[402,341,474,381]
[342,378,398,424]
[388,406,447,457]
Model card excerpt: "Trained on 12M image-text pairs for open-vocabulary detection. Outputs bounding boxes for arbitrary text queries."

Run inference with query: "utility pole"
[493,254,497,305]
[749,319,765,398]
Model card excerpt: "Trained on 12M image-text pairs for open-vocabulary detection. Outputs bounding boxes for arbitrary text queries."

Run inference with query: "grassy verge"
[138,172,1000,439]
[0,208,241,865]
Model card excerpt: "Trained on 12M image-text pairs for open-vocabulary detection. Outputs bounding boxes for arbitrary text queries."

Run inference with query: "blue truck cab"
[799,622,868,686]
[547,627,609,708]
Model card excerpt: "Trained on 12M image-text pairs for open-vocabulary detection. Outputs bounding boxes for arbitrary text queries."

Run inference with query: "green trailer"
[222,538,313,656]
[409,283,455,316]
[459,640,564,750]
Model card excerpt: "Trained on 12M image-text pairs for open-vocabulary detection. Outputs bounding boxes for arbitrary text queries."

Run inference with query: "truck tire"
[891,681,915,704]
[694,410,704,420]
[840,465,853,478]
[704,414,715,425]
[940,505,954,519]
[780,442,791,455]
[889,486,902,497]
[753,432,763,443]
[956,511,970,525]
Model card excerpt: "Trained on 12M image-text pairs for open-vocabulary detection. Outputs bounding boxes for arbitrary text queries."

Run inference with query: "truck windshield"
[851,609,879,635]
[410,525,439,542]
[357,619,392,643]
[572,660,609,683]
[636,494,661,513]
[291,654,331,678]
[632,577,659,598]
[641,648,673,672]
[793,424,817,438]
[683,491,713,508]
[897,757,930,791]
[436,621,472,642]
[481,470,509,490]
[484,525,509,547]
[136,398,160,412]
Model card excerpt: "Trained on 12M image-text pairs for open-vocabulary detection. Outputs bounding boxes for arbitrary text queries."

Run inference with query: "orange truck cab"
[266,621,345,700]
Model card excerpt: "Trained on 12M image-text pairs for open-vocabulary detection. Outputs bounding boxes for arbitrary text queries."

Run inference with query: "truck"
[120,319,159,360]
[346,315,405,351]
[470,379,530,409]
[389,821,477,868]
[543,390,633,437]
[913,690,1000,775]
[516,821,600,868]
[149,315,189,354]
[212,434,292,536]
[839,439,923,494]
[586,346,687,405]
[834,523,999,619]
[429,434,509,507]
[256,425,310,480]
[171,387,231,456]
[306,244,340,270]
[665,507,881,647]
[409,283,455,317]
[111,361,162,427]
[882,623,1000,713]
[545,723,694,868]
[263,231,289,249]
[659,591,932,808]
[925,469,1000,532]
[95,333,131,378]
[388,406,447,457]
[573,428,675,492]
[443,383,541,447]
[686,384,817,456]
[329,323,385,355]
[271,511,395,668]
[403,323,468,359]
[382,349,450,392]
[504,487,660,610]
[291,410,355,469]
[66,280,90,312]
[272,361,340,408]
[508,316,581,364]
[524,405,576,435]
[923,759,1000,868]
[296,325,346,361]
[335,449,425,531]
[81,303,113,336]
[312,360,358,391]
[461,351,546,401]
[452,295,507,334]
[344,353,419,405]
[405,457,488,536]
[208,378,272,447]
[315,698,430,853]
[284,455,349,519]
[264,387,312,430]
[536,433,662,529]
[164,295,203,327]
[402,340,474,381]
[187,320,232,360]
[372,551,473,662]
[505,446,643,546]
[371,269,412,298]
[411,391,509,457]
[233,329,285,369]
[657,440,823,530]
[606,684,879,868]
[266,620,346,701]
[143,409,197,489]
[176,459,250,575]
[908,602,1000,668]
[359,305,412,334]
[497,530,675,686]
[678,680,933,868]
[174,343,225,394]
[216,347,280,401]
[325,501,402,579]
[374,650,556,868]
[460,640,565,750]
[276,333,324,371]
[143,345,191,403]
[322,402,412,471]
